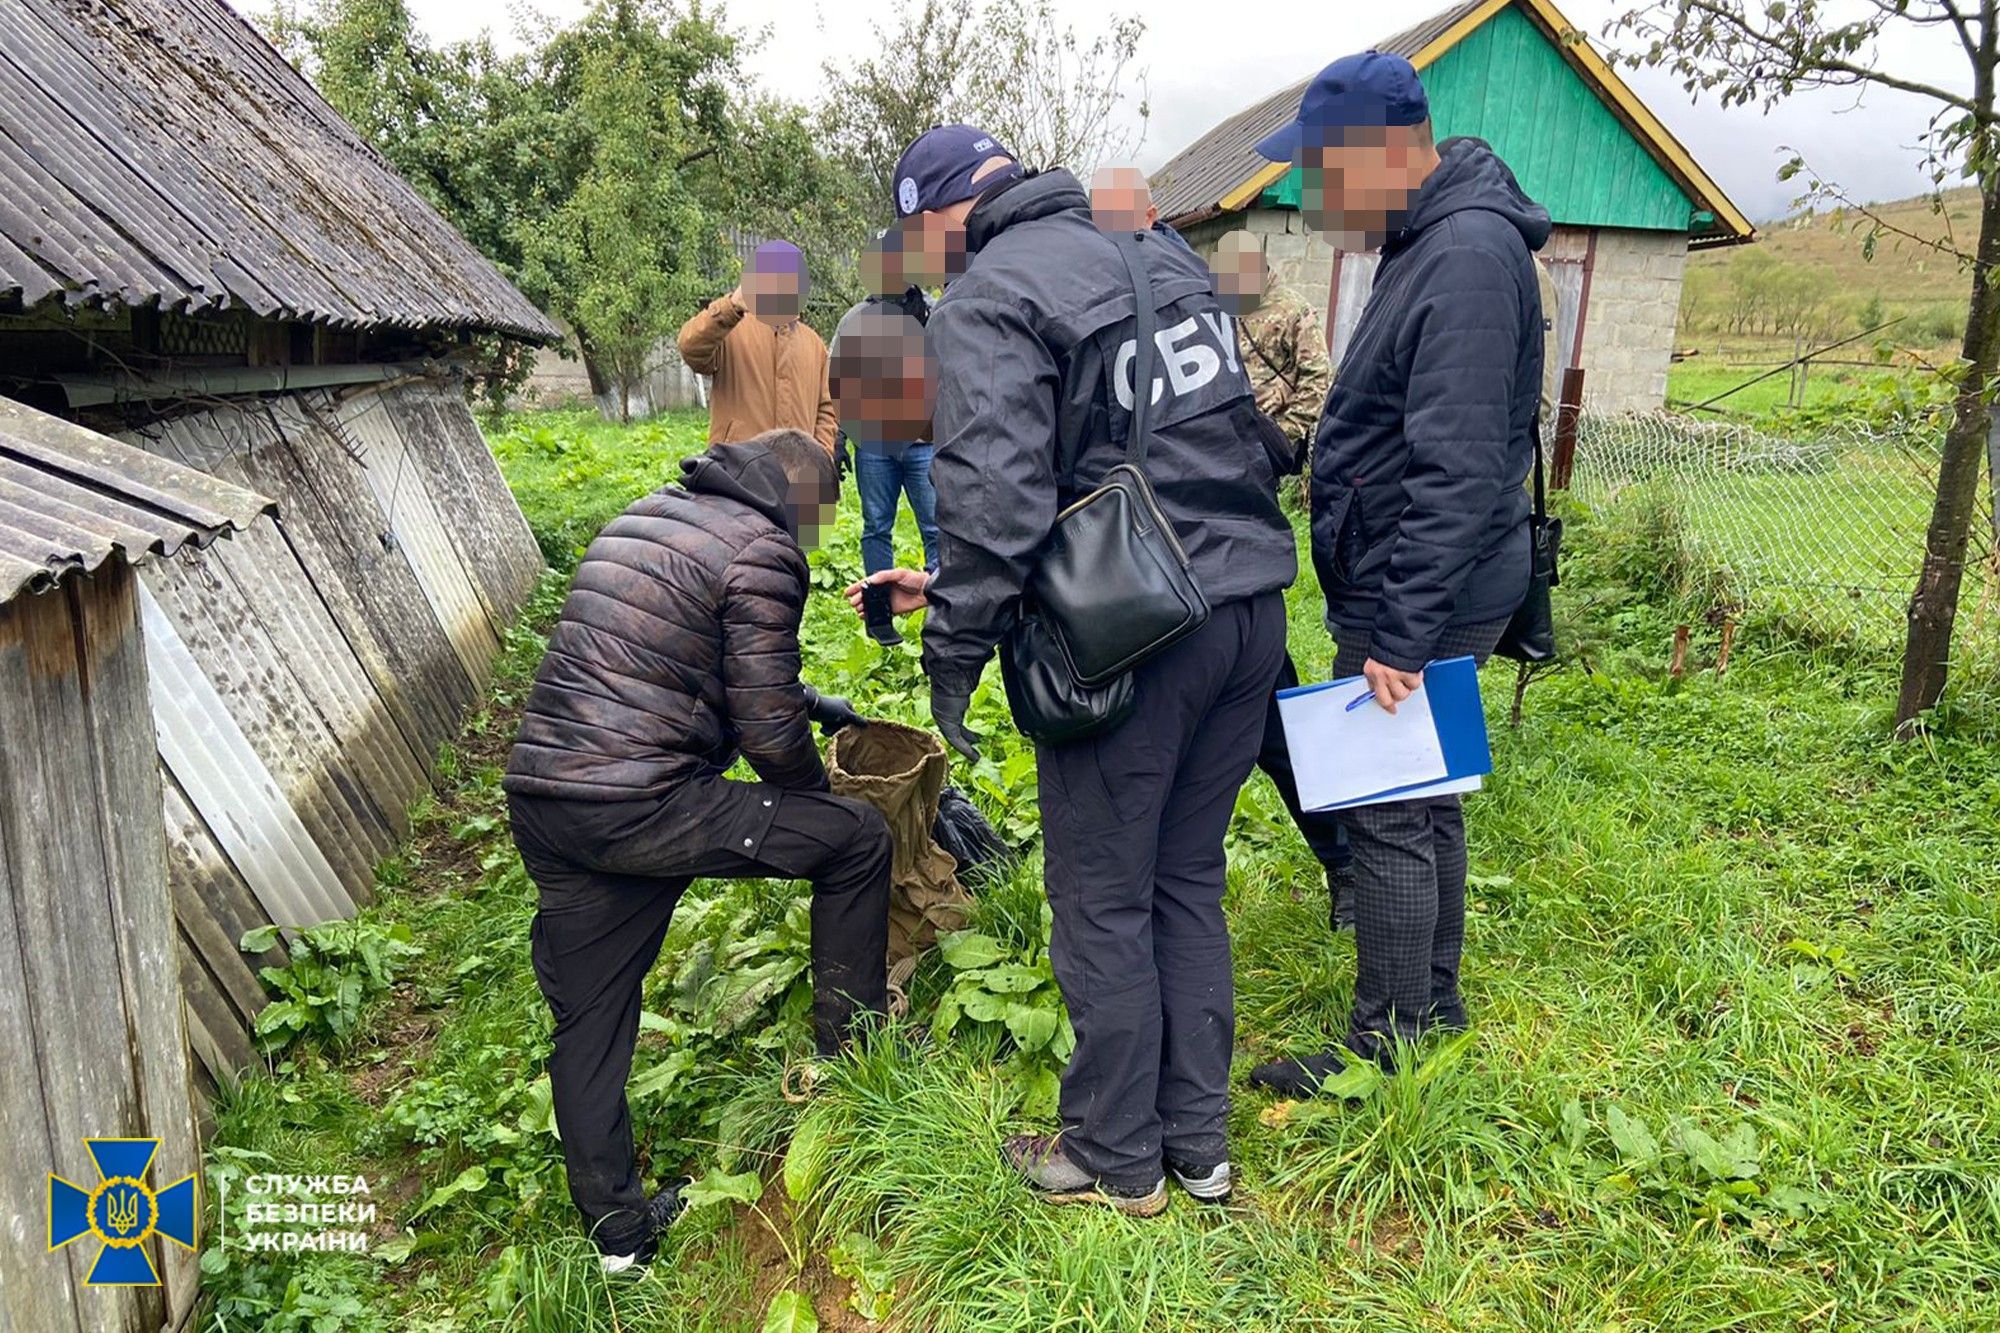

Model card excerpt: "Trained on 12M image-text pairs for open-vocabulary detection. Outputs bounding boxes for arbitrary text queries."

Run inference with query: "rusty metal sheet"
[0,394,273,602]
[0,0,558,341]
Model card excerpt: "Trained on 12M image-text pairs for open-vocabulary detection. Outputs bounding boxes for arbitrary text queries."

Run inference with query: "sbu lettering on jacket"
[1109,306,1246,426]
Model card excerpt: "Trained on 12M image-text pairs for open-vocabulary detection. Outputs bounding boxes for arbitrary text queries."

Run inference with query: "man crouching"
[503,428,889,1273]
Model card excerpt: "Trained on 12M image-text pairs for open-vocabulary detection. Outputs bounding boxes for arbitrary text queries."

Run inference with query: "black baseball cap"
[892,124,1021,218]
[1255,52,1431,162]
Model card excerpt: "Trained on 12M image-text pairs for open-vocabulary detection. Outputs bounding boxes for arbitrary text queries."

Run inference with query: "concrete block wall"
[1576,228,1688,414]
[1178,209,1690,416]
[1182,209,1336,326]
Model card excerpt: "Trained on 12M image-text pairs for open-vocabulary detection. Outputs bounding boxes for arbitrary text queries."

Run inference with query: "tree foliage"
[817,0,1149,195]
[1613,0,2000,727]
[264,0,873,411]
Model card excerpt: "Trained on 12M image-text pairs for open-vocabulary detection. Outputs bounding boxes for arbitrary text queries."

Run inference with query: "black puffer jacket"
[1310,137,1551,671]
[503,434,825,801]
[922,169,1297,693]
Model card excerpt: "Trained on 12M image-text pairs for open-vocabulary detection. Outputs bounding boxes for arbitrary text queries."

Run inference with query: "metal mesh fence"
[1567,411,2000,657]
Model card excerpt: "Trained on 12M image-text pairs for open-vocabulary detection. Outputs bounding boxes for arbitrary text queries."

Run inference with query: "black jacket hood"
[679,435,810,539]
[1392,137,1552,257]
[965,169,1091,254]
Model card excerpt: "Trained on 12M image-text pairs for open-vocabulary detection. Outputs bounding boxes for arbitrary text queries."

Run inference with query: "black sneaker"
[1001,1134,1167,1216]
[1247,1045,1394,1098]
[1165,1157,1232,1204]
[1327,863,1356,932]
[597,1182,690,1276]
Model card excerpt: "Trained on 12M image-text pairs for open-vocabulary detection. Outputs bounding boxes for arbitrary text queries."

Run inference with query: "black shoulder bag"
[1000,230,1212,743]
[1494,417,1563,663]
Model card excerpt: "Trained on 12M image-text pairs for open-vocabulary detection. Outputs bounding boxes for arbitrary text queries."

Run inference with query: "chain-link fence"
[1567,411,2000,658]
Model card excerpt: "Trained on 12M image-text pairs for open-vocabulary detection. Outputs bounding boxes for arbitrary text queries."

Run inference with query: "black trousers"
[1258,652,1352,870]
[1038,593,1287,1187]
[1329,616,1510,1061]
[508,781,890,1252]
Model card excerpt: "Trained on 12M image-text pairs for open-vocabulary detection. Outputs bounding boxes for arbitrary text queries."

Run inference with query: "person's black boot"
[1248,1042,1390,1099]
[1327,862,1356,932]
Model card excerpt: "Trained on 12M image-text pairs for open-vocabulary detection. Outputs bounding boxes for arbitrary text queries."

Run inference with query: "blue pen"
[1344,688,1376,713]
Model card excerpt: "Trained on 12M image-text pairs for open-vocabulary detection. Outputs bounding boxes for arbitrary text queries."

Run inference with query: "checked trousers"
[1329,616,1510,1062]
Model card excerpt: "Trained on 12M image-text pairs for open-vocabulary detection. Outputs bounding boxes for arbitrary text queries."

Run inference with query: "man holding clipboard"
[1245,53,1547,1093]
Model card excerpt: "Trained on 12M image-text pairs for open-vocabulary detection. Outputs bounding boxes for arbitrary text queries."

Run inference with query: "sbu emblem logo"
[48,1138,199,1286]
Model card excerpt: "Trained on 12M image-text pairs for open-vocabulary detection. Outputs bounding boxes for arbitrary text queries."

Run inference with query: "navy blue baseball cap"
[1254,51,1430,163]
[892,124,1021,218]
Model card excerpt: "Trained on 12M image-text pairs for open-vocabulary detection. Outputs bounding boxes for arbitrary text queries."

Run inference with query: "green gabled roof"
[1150,0,1753,246]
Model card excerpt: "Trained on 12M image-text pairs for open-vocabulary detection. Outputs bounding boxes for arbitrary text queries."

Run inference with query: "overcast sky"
[397,0,1968,223]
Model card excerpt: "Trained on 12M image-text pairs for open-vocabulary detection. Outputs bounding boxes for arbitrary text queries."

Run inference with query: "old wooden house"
[1149,0,1755,413]
[0,397,275,1332]
[0,0,556,1175]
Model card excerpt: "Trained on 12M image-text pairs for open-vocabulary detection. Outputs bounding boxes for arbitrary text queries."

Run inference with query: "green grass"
[1664,362,1915,418]
[197,409,2000,1331]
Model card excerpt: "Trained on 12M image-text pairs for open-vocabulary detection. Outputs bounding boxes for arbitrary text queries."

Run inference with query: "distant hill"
[1683,186,1979,348]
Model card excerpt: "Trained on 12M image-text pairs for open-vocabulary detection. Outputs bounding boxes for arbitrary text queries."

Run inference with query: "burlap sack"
[826,720,973,965]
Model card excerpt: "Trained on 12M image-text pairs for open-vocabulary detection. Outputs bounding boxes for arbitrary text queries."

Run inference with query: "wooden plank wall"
[0,565,201,1332]
[117,380,543,1089]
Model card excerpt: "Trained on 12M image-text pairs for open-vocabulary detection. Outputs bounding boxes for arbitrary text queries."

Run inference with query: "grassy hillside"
[1681,187,1978,350]
[1670,188,1980,412]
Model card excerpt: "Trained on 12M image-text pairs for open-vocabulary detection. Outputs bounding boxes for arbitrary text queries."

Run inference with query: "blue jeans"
[856,445,940,575]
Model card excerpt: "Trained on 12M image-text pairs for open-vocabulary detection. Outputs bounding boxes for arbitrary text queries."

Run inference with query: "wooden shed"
[0,399,272,1333]
[0,0,558,1092]
[1149,0,1756,413]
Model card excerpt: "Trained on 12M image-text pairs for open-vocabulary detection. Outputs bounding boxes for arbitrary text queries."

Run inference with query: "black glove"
[802,685,866,735]
[929,685,981,762]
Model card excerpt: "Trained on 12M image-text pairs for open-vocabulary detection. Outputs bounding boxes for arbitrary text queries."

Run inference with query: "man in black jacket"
[504,429,890,1271]
[868,125,1297,1213]
[1246,55,1547,1093]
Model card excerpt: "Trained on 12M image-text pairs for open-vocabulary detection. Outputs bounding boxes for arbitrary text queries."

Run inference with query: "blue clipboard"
[1275,655,1492,808]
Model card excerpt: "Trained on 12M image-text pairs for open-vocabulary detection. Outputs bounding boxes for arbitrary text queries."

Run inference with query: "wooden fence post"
[1551,367,1584,491]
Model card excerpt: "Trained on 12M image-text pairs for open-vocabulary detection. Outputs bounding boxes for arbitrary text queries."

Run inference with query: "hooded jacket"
[677,295,840,454]
[922,169,1297,694]
[504,433,826,806]
[1310,136,1552,671]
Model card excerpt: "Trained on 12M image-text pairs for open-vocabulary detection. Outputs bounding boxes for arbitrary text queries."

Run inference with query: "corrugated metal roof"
[1150,1,1485,224]
[0,0,560,342]
[0,395,274,603]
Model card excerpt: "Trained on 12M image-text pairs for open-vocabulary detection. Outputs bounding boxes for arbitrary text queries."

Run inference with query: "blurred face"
[832,310,936,447]
[1209,231,1267,316]
[901,211,967,288]
[745,248,808,321]
[1090,166,1157,233]
[783,460,839,549]
[903,155,1016,286]
[1302,124,1435,250]
[859,242,899,299]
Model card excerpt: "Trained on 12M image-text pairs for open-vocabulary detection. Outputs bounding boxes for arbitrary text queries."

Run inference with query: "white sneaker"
[1167,1158,1232,1203]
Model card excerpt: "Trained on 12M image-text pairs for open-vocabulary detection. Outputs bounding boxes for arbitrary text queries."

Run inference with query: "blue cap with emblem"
[891,124,1021,218]
[1254,51,1430,163]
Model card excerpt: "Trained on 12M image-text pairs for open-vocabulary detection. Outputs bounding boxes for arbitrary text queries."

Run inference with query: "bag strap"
[1528,414,1547,527]
[1109,230,1159,471]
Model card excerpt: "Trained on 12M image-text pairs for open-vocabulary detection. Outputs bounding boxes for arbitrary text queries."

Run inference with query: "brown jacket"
[503,432,826,804]
[677,295,838,454]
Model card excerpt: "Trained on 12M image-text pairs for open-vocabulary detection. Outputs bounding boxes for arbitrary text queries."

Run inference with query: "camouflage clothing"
[1240,288,1333,451]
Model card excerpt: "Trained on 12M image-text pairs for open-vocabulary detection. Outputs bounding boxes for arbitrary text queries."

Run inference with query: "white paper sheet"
[1323,774,1483,810]
[1276,677,1448,811]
